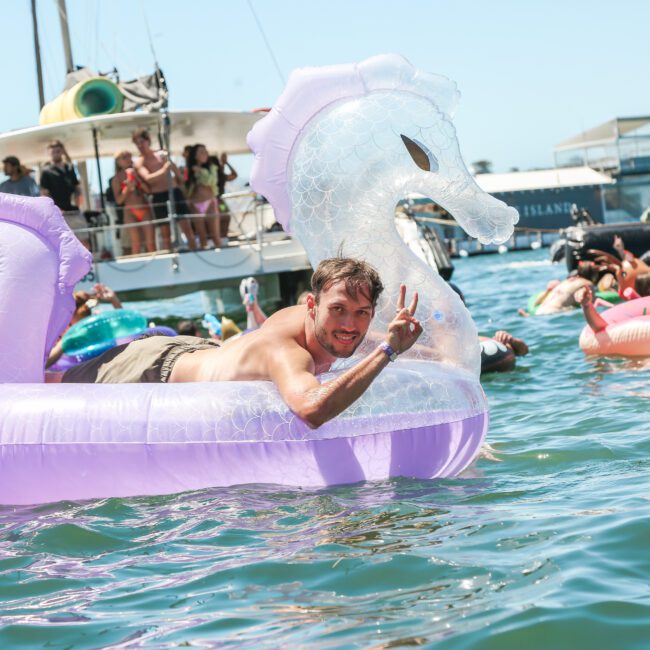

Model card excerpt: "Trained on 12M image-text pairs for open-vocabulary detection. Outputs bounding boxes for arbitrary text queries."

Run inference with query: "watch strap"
[378,341,398,362]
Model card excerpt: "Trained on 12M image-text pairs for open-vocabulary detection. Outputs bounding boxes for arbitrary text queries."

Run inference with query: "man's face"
[49,146,63,164]
[310,281,374,358]
[3,162,15,176]
[132,136,150,155]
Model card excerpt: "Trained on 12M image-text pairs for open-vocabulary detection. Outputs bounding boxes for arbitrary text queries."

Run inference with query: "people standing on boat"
[111,151,156,255]
[185,144,220,249]
[39,140,89,249]
[60,257,423,429]
[216,152,238,245]
[0,156,39,197]
[131,128,195,252]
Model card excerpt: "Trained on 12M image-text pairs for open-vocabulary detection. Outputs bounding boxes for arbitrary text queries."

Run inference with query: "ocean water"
[2,249,649,649]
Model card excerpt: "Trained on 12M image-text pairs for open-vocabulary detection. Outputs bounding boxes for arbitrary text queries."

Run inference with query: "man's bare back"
[535,276,591,315]
[170,305,314,382]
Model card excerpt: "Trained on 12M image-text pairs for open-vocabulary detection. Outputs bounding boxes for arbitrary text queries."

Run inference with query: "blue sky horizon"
[3,0,649,177]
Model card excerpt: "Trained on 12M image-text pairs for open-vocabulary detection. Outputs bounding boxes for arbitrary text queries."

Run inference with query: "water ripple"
[1,250,649,648]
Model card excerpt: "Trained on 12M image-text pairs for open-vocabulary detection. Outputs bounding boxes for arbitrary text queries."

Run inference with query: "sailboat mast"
[30,0,45,109]
[56,0,74,73]
[56,0,93,212]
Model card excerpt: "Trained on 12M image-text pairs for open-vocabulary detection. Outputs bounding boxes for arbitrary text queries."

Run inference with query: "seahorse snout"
[440,186,519,245]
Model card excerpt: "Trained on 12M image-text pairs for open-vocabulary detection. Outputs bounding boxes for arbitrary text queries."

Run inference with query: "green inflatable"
[62,310,147,358]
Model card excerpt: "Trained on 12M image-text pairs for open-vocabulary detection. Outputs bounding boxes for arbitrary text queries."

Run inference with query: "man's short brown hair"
[311,257,384,308]
[131,128,151,142]
[47,140,64,150]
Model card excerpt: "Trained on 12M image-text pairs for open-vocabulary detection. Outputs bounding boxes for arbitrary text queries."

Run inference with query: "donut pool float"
[579,296,650,357]
[0,55,518,504]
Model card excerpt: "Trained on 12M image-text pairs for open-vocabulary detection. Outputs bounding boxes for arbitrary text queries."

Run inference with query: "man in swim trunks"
[131,128,194,251]
[62,257,423,428]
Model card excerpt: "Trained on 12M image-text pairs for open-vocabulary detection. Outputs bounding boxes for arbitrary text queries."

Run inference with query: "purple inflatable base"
[0,413,487,505]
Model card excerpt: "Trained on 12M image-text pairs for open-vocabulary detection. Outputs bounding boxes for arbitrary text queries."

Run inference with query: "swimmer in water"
[522,275,593,316]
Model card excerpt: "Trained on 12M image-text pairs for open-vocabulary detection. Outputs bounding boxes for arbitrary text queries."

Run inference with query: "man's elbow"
[293,404,327,429]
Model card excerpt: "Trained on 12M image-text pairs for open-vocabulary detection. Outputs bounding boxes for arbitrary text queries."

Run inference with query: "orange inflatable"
[579,296,650,357]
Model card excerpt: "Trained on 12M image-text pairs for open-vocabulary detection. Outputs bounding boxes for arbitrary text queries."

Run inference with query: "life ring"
[0,56,519,504]
[62,309,148,360]
[579,296,650,357]
[480,337,516,373]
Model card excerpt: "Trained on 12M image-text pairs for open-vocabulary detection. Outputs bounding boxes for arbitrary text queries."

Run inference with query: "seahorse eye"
[400,134,439,173]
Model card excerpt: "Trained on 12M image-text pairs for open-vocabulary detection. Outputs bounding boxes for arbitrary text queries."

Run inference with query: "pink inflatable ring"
[579,297,650,357]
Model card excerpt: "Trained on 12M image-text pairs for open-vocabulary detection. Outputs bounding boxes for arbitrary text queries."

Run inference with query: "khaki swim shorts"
[62,335,219,384]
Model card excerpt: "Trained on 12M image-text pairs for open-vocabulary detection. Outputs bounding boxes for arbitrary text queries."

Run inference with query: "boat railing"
[410,213,561,255]
[69,190,282,260]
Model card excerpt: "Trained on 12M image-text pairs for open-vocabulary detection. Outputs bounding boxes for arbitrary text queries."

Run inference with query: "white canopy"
[0,110,264,165]
[554,116,650,152]
[474,166,614,194]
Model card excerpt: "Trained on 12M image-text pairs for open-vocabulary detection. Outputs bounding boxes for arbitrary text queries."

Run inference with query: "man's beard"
[314,323,364,358]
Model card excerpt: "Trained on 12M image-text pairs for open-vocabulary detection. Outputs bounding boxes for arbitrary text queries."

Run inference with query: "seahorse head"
[248,55,518,374]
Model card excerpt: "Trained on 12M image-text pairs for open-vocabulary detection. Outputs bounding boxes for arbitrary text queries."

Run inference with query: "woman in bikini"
[185,144,221,249]
[111,151,156,254]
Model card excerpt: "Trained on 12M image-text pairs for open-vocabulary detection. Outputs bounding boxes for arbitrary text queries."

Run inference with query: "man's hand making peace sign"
[385,284,423,355]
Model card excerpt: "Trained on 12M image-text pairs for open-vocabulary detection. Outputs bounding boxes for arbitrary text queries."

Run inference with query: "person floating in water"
[58,258,423,429]
[520,275,593,316]
[480,330,529,374]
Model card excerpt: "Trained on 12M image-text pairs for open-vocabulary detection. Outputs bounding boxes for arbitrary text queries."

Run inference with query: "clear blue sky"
[3,0,649,174]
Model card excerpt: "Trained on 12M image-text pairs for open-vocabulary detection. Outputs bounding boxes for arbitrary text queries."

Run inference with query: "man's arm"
[134,156,170,183]
[270,285,422,429]
[575,286,608,333]
[493,330,529,356]
[93,283,122,309]
[40,170,51,197]
[220,153,238,182]
[268,343,391,429]
[70,166,81,203]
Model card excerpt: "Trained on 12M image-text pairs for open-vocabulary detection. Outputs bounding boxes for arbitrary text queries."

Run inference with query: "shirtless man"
[131,128,195,251]
[519,275,592,316]
[61,258,423,429]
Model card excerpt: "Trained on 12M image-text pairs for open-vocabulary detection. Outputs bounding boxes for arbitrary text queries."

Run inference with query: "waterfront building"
[554,116,650,223]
